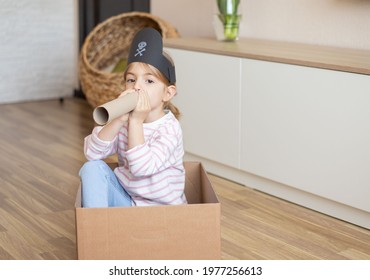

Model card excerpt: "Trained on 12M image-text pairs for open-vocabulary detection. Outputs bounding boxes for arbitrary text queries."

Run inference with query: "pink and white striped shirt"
[84,111,187,206]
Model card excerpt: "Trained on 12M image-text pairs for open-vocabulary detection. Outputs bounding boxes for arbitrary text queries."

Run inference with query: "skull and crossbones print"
[134,41,147,57]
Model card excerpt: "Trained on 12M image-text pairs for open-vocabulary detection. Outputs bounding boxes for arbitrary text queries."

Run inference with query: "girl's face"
[125,62,172,119]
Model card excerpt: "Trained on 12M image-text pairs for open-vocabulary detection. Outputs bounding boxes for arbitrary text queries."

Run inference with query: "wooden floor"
[0,98,369,260]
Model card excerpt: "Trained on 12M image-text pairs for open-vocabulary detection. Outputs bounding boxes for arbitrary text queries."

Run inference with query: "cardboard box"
[75,162,221,260]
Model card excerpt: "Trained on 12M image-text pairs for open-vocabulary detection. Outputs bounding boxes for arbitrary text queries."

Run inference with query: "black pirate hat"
[127,27,176,84]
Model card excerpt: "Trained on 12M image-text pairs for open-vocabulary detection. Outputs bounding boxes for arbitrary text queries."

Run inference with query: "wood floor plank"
[0,98,369,260]
[209,173,370,260]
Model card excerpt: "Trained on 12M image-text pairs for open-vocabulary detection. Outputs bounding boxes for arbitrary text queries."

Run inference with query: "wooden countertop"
[165,37,370,75]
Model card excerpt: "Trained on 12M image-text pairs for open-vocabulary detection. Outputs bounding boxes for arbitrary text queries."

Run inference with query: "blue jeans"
[79,160,132,208]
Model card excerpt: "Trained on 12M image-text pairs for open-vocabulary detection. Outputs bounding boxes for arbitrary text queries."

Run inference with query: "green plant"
[216,0,241,41]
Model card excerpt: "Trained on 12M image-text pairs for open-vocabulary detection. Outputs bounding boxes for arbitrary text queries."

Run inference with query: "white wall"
[152,0,370,50]
[0,0,78,103]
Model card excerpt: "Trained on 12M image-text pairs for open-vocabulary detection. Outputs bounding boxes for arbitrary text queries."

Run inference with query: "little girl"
[79,27,187,207]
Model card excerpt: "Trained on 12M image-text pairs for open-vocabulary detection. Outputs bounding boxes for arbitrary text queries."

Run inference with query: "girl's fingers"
[137,90,151,111]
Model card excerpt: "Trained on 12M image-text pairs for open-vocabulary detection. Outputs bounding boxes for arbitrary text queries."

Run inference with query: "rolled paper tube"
[93,92,138,125]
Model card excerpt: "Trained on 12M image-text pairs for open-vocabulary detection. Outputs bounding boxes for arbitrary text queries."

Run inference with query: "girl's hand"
[129,90,151,124]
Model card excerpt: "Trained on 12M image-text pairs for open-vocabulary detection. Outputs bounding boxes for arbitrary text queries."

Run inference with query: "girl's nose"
[133,80,142,91]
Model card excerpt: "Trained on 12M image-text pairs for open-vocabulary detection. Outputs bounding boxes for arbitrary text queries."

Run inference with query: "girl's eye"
[126,78,135,83]
[146,79,154,84]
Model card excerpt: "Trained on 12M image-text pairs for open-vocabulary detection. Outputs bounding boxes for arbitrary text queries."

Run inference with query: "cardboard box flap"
[200,163,219,203]
[183,162,201,204]
[75,187,82,208]
[184,162,218,204]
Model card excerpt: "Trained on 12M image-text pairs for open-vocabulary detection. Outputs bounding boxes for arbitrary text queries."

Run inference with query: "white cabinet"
[166,39,370,228]
[240,58,370,212]
[168,49,241,169]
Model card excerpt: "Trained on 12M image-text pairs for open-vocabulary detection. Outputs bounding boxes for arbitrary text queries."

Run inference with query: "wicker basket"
[79,12,180,107]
